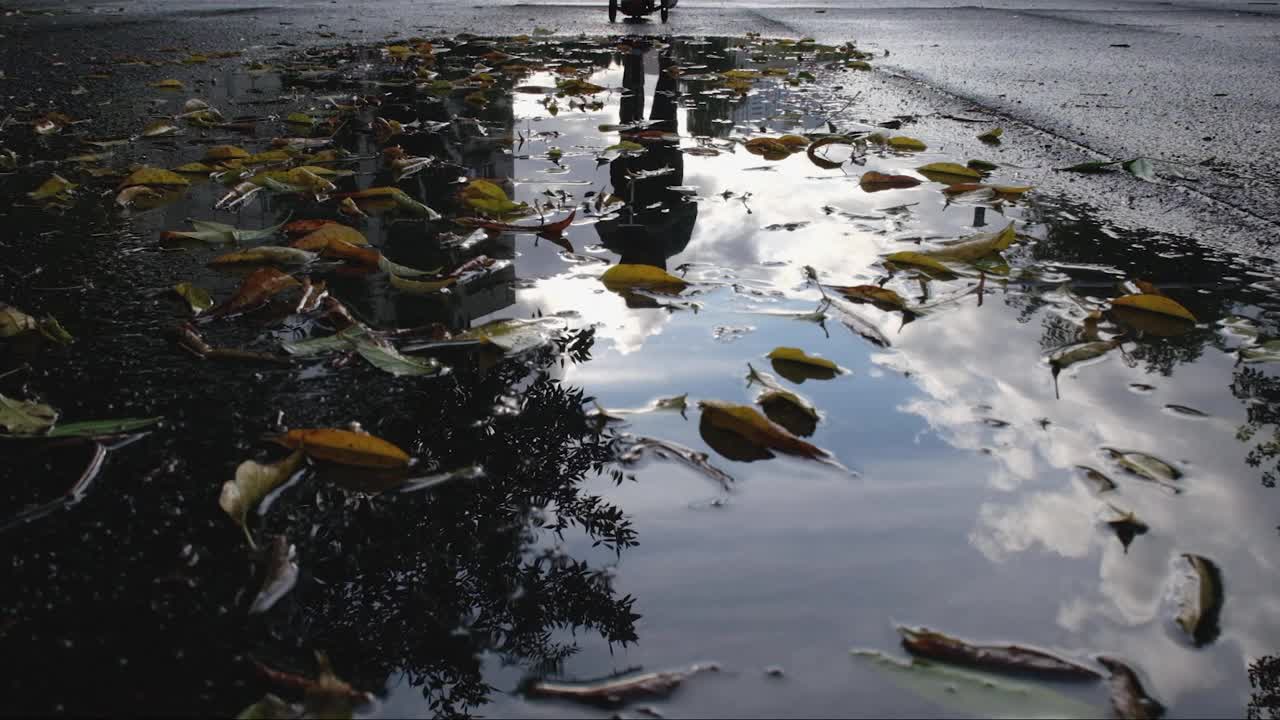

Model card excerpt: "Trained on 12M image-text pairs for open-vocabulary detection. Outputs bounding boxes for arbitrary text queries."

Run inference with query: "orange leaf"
[283,219,340,237]
[291,223,369,250]
[859,171,922,192]
[208,268,300,318]
[275,428,411,469]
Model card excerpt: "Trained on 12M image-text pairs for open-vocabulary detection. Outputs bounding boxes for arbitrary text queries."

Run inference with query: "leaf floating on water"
[275,428,411,469]
[1240,339,1280,364]
[0,303,38,337]
[522,663,720,707]
[208,268,301,319]
[0,393,59,434]
[204,144,250,161]
[219,450,304,548]
[916,162,983,184]
[851,650,1101,720]
[460,179,527,216]
[883,252,953,275]
[173,282,214,314]
[349,335,445,377]
[601,264,688,292]
[28,174,77,201]
[249,535,299,614]
[859,171,922,192]
[1076,465,1118,494]
[898,627,1101,680]
[1106,506,1149,553]
[149,79,185,89]
[209,246,318,267]
[616,433,734,491]
[118,166,191,189]
[1174,554,1223,647]
[833,284,910,312]
[978,127,1004,143]
[806,137,853,169]
[1097,657,1164,720]
[922,223,1018,263]
[766,347,839,372]
[1110,294,1197,323]
[1123,157,1156,182]
[887,136,927,152]
[1102,447,1182,486]
[698,400,829,460]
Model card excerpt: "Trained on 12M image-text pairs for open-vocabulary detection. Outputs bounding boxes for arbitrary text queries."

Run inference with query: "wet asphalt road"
[3,0,1279,251]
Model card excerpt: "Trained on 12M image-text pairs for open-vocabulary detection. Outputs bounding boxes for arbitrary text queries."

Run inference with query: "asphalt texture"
[4,0,1278,255]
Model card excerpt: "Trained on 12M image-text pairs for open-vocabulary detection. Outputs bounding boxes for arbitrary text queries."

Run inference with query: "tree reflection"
[1250,655,1280,719]
[0,338,640,718]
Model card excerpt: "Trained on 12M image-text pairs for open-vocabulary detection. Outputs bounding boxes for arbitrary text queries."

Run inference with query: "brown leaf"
[859,171,922,192]
[898,627,1101,680]
[522,663,720,707]
[698,400,827,460]
[207,268,300,318]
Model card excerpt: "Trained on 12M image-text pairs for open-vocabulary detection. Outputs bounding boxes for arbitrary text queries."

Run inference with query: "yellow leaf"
[173,162,216,173]
[173,282,213,314]
[834,284,909,311]
[1111,294,1197,323]
[219,450,304,547]
[275,428,411,469]
[887,136,927,151]
[243,149,293,165]
[921,222,1017,262]
[460,179,525,215]
[978,128,1004,142]
[204,144,249,161]
[149,79,185,89]
[291,224,369,250]
[142,119,179,137]
[600,264,688,291]
[767,347,839,371]
[209,246,316,266]
[28,174,76,200]
[286,112,315,126]
[883,251,953,274]
[118,166,191,189]
[916,162,983,184]
[778,134,809,150]
[698,400,827,459]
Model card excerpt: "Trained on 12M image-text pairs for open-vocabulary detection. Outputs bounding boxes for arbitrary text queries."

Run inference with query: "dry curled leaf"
[219,449,304,548]
[898,627,1101,680]
[208,268,301,318]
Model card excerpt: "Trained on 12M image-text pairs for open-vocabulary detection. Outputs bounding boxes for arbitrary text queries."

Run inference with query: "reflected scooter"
[608,0,676,23]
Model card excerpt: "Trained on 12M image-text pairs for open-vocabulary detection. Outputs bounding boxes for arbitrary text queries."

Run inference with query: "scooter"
[608,0,675,23]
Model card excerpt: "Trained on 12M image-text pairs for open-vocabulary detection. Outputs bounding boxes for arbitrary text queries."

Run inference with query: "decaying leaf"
[601,264,688,292]
[173,282,214,314]
[898,627,1101,680]
[1097,657,1164,720]
[887,136,927,152]
[460,179,527,216]
[28,174,77,201]
[916,162,983,184]
[851,651,1100,720]
[1110,294,1197,323]
[860,171,922,192]
[921,223,1017,262]
[275,428,411,469]
[207,268,301,318]
[1174,554,1223,647]
[616,433,734,491]
[978,128,1004,143]
[204,144,249,161]
[698,400,828,460]
[0,393,59,434]
[522,663,720,707]
[219,450,304,547]
[0,303,38,337]
[1102,447,1182,487]
[882,251,952,274]
[834,284,910,311]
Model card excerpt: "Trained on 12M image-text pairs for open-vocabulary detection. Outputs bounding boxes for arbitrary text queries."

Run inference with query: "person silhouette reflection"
[596,43,697,275]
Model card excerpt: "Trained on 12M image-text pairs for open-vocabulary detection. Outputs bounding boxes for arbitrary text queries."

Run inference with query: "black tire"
[609,0,618,22]
[660,0,669,22]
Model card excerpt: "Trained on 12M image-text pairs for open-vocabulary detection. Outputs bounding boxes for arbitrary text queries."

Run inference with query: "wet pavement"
[1,21,1279,720]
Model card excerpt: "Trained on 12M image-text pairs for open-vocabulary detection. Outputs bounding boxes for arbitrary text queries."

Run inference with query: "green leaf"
[850,651,1102,719]
[46,417,162,437]
[0,393,58,434]
[350,336,446,376]
[173,282,214,314]
[1122,157,1156,181]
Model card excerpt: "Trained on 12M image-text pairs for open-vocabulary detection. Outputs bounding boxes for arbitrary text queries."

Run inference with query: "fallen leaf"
[698,400,828,459]
[0,304,38,337]
[173,282,214,313]
[28,174,77,201]
[851,651,1100,720]
[0,393,59,434]
[172,162,215,173]
[234,694,293,720]
[522,663,720,707]
[349,335,445,376]
[921,222,1017,262]
[1097,657,1164,720]
[1123,157,1156,181]
[883,251,952,274]
[149,79,185,89]
[118,166,191,189]
[114,185,163,208]
[978,128,1003,143]
[1106,506,1148,552]
[601,264,688,292]
[898,627,1101,680]
[744,137,792,161]
[219,450,304,547]
[389,273,456,294]
[454,317,568,354]
[833,284,909,311]
[616,434,734,491]
[1102,447,1182,488]
[460,179,527,216]
[859,171,922,192]
[283,219,339,237]
[766,346,839,371]
[942,183,1032,197]
[1174,554,1223,647]
[275,428,411,469]
[204,144,250,161]
[208,268,301,318]
[916,162,983,184]
[209,246,317,267]
[1110,294,1197,323]
[44,417,162,438]
[887,136,927,151]
[1058,160,1119,173]
[1240,339,1280,364]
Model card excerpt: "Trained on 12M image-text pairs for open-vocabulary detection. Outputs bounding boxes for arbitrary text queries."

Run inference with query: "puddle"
[2,34,1279,718]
